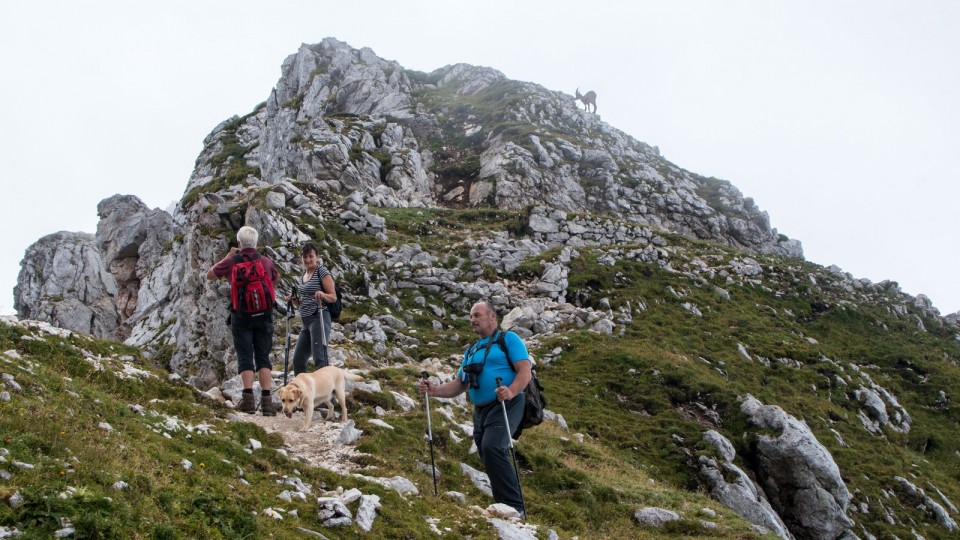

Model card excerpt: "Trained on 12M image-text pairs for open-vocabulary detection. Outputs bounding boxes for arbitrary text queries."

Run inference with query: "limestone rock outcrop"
[95,195,179,340]
[740,395,855,540]
[14,232,119,339]
[699,430,793,539]
[848,368,911,435]
[182,38,802,258]
[894,477,958,532]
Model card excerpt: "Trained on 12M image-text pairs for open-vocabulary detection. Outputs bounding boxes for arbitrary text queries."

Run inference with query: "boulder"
[461,462,493,498]
[740,395,854,540]
[699,430,793,540]
[634,507,681,527]
[355,494,381,532]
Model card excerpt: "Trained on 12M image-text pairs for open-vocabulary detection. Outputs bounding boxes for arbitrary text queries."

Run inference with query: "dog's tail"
[342,370,364,382]
[335,369,356,422]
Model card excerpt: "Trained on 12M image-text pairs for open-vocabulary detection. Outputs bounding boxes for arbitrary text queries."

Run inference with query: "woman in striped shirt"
[286,242,337,374]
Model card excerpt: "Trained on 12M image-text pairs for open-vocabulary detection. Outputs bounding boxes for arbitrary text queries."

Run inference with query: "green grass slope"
[4,206,959,539]
[0,318,761,539]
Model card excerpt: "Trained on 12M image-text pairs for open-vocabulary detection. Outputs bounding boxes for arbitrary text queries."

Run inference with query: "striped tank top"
[297,265,332,318]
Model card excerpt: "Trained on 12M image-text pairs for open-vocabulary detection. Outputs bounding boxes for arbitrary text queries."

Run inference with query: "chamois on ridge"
[575,88,597,113]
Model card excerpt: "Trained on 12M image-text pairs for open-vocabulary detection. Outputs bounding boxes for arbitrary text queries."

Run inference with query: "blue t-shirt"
[457,330,529,405]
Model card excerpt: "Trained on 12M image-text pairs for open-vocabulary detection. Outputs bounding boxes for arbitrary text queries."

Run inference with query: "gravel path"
[235,409,365,475]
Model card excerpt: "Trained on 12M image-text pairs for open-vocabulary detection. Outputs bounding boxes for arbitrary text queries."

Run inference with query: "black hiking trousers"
[473,394,525,514]
[230,311,274,373]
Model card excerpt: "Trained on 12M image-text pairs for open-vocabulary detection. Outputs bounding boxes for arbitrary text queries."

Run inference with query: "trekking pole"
[495,377,527,520]
[421,371,439,496]
[317,290,330,369]
[319,305,328,349]
[282,296,294,386]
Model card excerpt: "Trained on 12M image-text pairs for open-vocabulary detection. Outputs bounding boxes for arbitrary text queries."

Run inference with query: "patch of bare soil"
[234,410,365,475]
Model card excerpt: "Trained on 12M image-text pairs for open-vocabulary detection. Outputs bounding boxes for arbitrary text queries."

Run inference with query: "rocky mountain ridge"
[10,37,960,539]
[185,38,802,252]
[19,37,950,377]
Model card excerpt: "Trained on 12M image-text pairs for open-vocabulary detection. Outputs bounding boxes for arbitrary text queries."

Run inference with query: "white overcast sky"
[1,1,957,315]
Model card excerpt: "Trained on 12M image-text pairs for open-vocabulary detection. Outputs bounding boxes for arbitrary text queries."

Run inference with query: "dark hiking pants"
[230,311,274,373]
[473,394,525,515]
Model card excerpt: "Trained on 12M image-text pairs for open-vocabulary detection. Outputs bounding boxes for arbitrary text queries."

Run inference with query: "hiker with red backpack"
[206,226,280,416]
[283,242,338,374]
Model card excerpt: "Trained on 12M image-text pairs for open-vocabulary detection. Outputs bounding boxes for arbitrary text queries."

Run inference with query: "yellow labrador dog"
[278,366,364,430]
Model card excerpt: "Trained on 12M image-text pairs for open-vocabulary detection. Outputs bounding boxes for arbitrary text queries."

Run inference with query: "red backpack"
[229,253,275,318]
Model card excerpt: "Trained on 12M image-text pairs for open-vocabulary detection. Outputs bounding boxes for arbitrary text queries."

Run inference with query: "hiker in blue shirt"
[418,301,532,515]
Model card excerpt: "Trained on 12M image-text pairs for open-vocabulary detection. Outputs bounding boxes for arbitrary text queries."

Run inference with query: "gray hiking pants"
[291,310,331,374]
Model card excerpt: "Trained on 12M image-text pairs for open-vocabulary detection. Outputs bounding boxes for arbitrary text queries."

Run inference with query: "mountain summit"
[187,37,801,255]
[17,36,801,373]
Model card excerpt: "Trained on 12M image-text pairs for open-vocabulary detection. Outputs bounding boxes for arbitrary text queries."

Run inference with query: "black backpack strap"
[233,252,260,262]
[463,329,501,371]
[319,269,336,306]
[232,251,261,269]
[233,252,257,284]
[497,330,515,372]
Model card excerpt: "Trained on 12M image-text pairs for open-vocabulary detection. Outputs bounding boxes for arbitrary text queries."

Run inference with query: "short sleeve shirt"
[456,330,529,405]
[211,248,280,283]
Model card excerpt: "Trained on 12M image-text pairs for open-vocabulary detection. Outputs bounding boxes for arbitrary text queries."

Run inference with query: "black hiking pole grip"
[422,371,439,496]
[495,377,527,520]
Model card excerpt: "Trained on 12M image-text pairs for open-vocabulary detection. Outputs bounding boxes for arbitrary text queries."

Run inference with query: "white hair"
[236,226,259,249]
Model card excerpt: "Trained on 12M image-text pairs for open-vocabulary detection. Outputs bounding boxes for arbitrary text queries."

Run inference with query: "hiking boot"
[261,395,277,417]
[237,392,256,414]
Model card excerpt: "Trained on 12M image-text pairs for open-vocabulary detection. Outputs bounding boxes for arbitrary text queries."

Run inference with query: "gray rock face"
[95,195,179,340]
[699,430,794,540]
[340,191,387,240]
[14,232,119,338]
[894,477,958,532]
[851,372,911,434]
[740,395,854,540]
[15,195,180,345]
